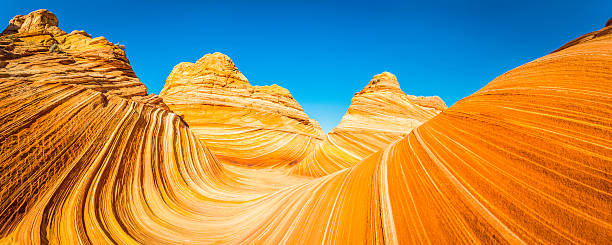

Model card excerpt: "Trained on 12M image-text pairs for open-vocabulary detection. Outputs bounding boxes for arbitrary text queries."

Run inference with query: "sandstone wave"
[0,9,610,244]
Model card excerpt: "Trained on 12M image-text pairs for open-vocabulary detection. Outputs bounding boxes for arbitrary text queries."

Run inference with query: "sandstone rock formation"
[159,52,325,166]
[370,22,612,243]
[291,72,447,176]
[0,9,168,109]
[0,9,611,244]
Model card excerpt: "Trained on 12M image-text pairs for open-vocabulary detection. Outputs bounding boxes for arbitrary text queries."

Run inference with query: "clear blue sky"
[2,0,610,132]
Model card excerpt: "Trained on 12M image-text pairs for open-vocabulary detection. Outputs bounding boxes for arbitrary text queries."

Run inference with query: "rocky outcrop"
[160,52,325,166]
[1,9,63,35]
[335,72,446,132]
[291,71,446,176]
[0,9,168,109]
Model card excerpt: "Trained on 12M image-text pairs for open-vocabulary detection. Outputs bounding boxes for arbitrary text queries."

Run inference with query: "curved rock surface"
[291,72,447,176]
[0,9,610,244]
[374,23,612,243]
[160,52,325,167]
[0,9,168,109]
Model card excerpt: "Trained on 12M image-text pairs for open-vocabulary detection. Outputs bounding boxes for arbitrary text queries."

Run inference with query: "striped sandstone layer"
[0,9,167,109]
[371,23,612,243]
[291,72,447,176]
[0,9,610,244]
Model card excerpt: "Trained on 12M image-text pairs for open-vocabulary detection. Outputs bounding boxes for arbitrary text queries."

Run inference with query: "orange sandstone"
[291,71,446,176]
[0,9,610,244]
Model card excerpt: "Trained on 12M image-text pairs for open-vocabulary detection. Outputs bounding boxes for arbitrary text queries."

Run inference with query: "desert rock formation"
[291,72,447,176]
[160,52,325,167]
[0,9,610,244]
[0,9,167,109]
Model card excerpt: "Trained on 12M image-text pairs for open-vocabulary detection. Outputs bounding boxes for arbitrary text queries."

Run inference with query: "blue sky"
[2,0,610,132]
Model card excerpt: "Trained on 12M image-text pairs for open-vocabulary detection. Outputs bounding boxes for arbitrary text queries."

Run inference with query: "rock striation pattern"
[0,10,611,244]
[160,52,325,166]
[369,23,612,243]
[0,9,167,109]
[291,72,447,176]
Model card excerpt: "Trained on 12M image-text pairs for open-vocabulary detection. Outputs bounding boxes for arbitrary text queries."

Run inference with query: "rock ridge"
[0,9,168,109]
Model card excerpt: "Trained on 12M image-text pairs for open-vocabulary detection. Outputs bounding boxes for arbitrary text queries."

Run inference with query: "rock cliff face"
[0,9,167,109]
[291,72,447,176]
[159,52,325,166]
[0,9,611,244]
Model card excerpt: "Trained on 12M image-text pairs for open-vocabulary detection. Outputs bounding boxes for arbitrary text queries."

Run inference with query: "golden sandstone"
[0,9,610,244]
[291,71,446,176]
[160,52,325,167]
[0,9,167,109]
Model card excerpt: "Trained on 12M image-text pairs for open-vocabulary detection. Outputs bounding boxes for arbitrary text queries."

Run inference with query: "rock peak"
[2,9,63,35]
[159,53,325,166]
[355,71,447,110]
[165,52,248,86]
[360,71,401,93]
[162,52,300,100]
[195,52,239,73]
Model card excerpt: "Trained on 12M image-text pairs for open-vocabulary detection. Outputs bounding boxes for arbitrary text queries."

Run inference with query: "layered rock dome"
[160,52,325,166]
[291,71,447,176]
[0,9,610,244]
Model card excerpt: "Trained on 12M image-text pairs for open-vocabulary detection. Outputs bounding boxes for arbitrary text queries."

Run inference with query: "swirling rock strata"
[160,52,325,166]
[291,72,447,176]
[0,9,168,109]
[375,23,612,243]
[0,9,610,244]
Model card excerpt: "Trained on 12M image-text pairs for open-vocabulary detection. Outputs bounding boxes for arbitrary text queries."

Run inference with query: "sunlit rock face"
[377,23,612,243]
[291,72,447,176]
[0,9,168,109]
[0,9,611,244]
[159,52,325,167]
